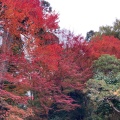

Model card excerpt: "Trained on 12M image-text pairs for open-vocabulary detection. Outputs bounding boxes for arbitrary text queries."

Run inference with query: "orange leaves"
[1,0,59,37]
[6,104,34,120]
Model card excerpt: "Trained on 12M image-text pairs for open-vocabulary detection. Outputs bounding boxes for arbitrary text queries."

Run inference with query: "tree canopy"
[0,0,120,120]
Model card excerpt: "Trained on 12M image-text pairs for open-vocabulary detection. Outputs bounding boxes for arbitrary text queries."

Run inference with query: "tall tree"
[0,0,59,119]
[96,19,120,39]
[0,0,92,119]
[85,55,120,120]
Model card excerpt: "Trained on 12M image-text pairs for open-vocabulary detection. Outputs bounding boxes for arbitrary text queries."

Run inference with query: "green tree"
[85,30,95,42]
[93,54,120,84]
[96,19,120,39]
[84,54,120,120]
[85,79,120,120]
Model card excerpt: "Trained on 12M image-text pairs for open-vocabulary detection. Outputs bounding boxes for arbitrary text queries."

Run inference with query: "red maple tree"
[89,35,120,60]
[0,0,92,119]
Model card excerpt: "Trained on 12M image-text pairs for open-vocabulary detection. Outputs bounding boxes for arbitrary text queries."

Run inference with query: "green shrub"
[93,54,120,84]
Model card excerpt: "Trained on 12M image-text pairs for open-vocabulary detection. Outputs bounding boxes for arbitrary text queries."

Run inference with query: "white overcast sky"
[47,0,120,37]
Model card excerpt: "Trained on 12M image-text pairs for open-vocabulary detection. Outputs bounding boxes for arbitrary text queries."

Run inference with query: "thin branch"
[106,99,120,113]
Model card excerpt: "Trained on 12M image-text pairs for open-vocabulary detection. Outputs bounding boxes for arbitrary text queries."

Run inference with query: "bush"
[93,54,120,84]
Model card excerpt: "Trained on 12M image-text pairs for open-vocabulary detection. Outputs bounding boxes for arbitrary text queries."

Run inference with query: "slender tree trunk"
[0,23,10,89]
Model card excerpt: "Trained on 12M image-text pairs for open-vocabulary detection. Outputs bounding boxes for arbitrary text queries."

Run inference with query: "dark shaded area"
[48,91,88,120]
[85,30,95,42]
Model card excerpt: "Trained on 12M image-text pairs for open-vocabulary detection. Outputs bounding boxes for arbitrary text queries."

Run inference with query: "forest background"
[0,0,120,120]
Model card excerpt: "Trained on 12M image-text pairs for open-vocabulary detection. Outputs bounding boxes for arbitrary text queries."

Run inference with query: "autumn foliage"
[1,0,120,119]
[0,0,58,36]
[89,35,120,60]
[0,0,93,119]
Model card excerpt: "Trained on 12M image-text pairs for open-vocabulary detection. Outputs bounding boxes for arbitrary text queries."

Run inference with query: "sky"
[47,0,120,37]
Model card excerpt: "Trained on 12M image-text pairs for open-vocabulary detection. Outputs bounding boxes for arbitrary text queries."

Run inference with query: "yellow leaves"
[113,88,120,96]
